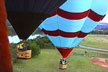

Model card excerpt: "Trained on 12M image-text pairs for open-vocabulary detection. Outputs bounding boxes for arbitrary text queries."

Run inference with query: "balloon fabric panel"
[81,0,108,33]
[6,0,66,13]
[0,0,12,71]
[5,0,66,39]
[59,0,92,13]
[57,48,73,58]
[47,36,83,48]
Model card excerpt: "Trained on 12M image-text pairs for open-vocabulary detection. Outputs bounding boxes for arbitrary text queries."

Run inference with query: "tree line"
[90,30,108,35]
[10,36,55,63]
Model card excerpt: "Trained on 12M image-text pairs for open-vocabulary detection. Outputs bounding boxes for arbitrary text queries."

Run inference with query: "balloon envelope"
[5,0,66,39]
[39,0,108,58]
[40,0,92,58]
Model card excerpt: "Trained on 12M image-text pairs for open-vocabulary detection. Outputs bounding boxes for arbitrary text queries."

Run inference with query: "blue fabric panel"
[40,15,87,32]
[60,0,92,13]
[40,15,58,30]
[91,0,108,15]
[48,36,83,48]
[48,36,61,47]
[58,16,86,32]
[71,38,84,47]
[81,18,98,33]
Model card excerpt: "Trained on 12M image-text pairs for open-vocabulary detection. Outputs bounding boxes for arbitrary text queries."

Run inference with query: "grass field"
[81,35,108,49]
[13,49,108,72]
[13,35,108,72]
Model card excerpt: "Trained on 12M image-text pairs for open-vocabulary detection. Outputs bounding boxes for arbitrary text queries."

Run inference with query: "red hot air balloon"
[0,0,12,72]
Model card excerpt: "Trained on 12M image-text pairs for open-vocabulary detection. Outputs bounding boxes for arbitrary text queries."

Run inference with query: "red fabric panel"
[42,29,88,38]
[58,9,90,20]
[0,0,13,72]
[50,9,90,20]
[88,10,105,21]
[50,9,105,21]
[57,48,73,58]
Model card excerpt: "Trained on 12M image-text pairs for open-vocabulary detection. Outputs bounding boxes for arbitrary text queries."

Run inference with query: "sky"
[101,13,108,23]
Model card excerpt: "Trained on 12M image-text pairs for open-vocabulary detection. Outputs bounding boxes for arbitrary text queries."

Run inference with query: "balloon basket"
[17,50,32,59]
[59,64,67,70]
[59,59,67,70]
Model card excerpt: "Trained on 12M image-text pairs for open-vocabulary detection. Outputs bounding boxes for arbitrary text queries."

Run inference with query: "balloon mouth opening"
[56,47,74,58]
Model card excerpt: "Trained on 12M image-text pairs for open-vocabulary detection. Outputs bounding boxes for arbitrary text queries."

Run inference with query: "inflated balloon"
[0,0,12,71]
[5,0,66,39]
[39,0,108,67]
[40,0,92,59]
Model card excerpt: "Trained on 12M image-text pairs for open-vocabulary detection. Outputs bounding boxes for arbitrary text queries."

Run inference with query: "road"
[79,45,108,52]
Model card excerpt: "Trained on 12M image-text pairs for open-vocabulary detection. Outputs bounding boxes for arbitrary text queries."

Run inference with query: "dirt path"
[79,45,108,68]
[91,58,108,68]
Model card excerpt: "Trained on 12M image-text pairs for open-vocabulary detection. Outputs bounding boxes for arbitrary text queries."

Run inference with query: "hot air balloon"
[5,0,67,59]
[0,0,12,72]
[5,0,66,40]
[39,0,108,69]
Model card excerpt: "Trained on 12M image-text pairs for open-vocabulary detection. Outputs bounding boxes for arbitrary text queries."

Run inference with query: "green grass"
[13,49,108,72]
[81,35,108,49]
[13,35,108,72]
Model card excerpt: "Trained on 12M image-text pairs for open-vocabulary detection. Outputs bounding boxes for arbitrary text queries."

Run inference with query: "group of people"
[60,58,67,65]
[17,40,28,51]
